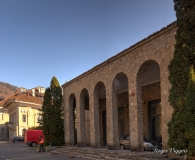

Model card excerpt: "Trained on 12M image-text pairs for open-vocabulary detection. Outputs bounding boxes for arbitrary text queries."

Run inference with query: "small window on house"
[37,115,42,123]
[22,114,26,122]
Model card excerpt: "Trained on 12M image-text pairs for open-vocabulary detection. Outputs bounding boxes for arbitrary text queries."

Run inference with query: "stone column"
[106,85,119,150]
[129,82,143,151]
[90,90,100,148]
[76,96,86,147]
[64,94,74,146]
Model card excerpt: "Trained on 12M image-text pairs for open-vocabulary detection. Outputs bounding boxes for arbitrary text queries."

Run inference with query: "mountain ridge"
[0,82,20,100]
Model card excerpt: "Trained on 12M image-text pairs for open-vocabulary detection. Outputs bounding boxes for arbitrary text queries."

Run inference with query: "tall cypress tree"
[182,67,195,157]
[49,76,64,145]
[42,87,52,146]
[168,0,195,151]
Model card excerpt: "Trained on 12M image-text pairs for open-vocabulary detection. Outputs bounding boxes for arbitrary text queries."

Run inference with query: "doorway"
[148,100,162,143]
[118,106,125,138]
[102,110,107,146]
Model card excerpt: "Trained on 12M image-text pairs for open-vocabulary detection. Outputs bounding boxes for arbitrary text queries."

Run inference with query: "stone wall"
[63,22,177,150]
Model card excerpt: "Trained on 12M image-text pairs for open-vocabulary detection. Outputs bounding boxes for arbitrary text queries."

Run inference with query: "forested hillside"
[0,82,20,99]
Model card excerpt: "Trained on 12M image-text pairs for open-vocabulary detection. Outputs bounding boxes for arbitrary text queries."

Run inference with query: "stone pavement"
[50,146,174,160]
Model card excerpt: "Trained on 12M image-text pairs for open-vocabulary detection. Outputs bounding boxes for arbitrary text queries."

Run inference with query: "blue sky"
[0,0,176,89]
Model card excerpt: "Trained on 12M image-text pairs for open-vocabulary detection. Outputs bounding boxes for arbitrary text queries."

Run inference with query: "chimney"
[38,87,41,93]
[40,87,45,94]
[32,88,35,97]
[20,87,27,93]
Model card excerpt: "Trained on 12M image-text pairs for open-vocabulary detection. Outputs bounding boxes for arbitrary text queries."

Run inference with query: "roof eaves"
[62,21,176,87]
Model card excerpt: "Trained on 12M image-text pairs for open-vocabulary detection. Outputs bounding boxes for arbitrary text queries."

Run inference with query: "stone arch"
[68,93,77,146]
[78,88,90,146]
[112,72,129,149]
[136,60,161,150]
[94,81,106,147]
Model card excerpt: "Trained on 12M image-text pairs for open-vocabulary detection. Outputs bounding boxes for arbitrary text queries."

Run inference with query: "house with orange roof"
[1,87,45,140]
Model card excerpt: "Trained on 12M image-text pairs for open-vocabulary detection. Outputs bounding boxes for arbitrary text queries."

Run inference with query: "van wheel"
[31,142,37,147]
[120,145,125,150]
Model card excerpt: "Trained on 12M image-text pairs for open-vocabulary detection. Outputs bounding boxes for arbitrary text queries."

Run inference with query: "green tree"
[42,77,64,146]
[49,76,64,145]
[182,67,195,156]
[42,87,52,146]
[168,0,195,152]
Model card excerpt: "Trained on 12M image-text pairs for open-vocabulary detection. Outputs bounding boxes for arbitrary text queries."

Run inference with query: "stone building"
[62,22,176,151]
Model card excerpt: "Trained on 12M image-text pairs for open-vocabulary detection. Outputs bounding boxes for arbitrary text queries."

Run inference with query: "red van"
[24,130,44,147]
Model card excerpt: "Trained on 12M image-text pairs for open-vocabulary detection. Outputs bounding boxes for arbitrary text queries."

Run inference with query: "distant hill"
[0,82,20,100]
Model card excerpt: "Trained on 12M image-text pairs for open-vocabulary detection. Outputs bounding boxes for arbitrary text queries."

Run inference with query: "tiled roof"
[2,93,42,107]
[0,95,16,107]
[62,21,177,87]
[15,94,42,105]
